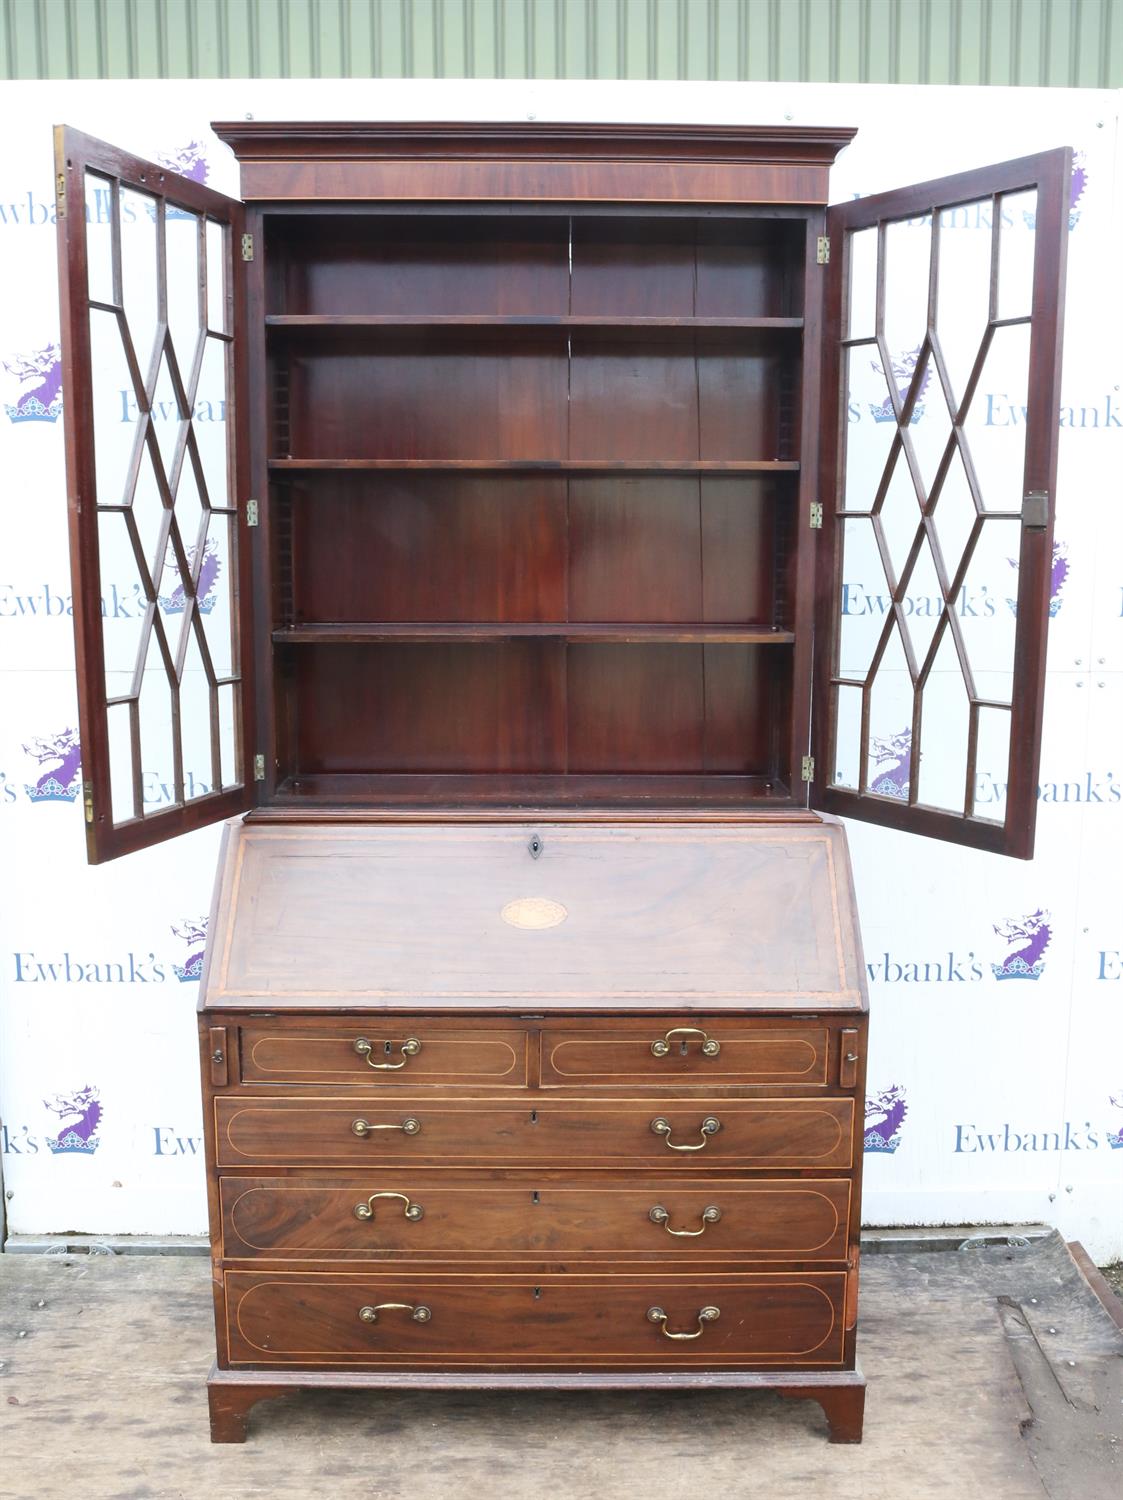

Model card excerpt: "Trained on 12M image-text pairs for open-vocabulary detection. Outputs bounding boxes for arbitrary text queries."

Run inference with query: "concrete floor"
[1,1233,1120,1500]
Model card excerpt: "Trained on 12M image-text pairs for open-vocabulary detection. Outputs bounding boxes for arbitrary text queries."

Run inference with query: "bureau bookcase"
[54,122,1069,1443]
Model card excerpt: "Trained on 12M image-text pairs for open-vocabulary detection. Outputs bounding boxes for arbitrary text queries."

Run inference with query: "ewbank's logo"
[1108,1094,1123,1150]
[1023,152,1086,232]
[155,142,208,220]
[870,345,929,424]
[43,1085,102,1156]
[3,342,62,423]
[172,917,207,982]
[991,910,1052,981]
[870,729,912,800]
[159,539,220,615]
[1006,540,1069,618]
[865,1085,908,1154]
[23,728,81,803]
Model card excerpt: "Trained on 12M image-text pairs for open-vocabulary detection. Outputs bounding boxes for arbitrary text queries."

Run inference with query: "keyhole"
[383,1040,392,1056]
[530,1109,538,1124]
[532,1191,540,1205]
[533,1287,542,1300]
[529,834,542,859]
[679,1040,688,1057]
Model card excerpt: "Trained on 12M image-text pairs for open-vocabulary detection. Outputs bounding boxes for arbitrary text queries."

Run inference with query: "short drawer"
[214,1096,855,1169]
[224,1270,848,1368]
[220,1175,852,1262]
[540,1021,831,1087]
[238,1025,528,1087]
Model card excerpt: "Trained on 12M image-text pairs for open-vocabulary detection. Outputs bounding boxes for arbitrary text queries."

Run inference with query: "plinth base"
[207,1363,866,1444]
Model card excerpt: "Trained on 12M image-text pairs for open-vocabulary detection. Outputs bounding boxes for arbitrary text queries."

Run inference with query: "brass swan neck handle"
[646,1305,721,1340]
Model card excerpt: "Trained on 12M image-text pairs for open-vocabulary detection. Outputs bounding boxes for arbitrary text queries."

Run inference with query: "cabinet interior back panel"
[268,214,804,321]
[288,642,780,776]
[284,474,788,626]
[271,217,571,317]
[284,340,568,460]
[565,217,803,318]
[288,475,569,623]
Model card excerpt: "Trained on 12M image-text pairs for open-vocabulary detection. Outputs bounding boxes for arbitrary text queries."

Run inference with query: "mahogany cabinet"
[53,121,1070,1444]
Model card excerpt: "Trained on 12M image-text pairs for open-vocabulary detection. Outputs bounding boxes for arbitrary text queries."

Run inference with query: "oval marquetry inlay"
[501,897,567,930]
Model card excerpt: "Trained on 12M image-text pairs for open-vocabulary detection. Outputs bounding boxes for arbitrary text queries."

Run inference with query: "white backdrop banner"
[0,79,1120,1259]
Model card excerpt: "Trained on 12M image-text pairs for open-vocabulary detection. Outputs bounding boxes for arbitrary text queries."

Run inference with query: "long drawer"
[224,1270,848,1368]
[214,1096,855,1169]
[219,1175,852,1261]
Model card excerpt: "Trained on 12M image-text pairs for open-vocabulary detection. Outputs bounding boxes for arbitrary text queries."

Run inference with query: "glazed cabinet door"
[813,149,1071,858]
[54,127,254,862]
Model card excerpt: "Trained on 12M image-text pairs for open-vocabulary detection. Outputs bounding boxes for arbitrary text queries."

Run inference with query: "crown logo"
[869,345,929,424]
[1006,540,1068,619]
[1023,152,1086,232]
[23,728,81,804]
[4,343,62,424]
[47,1129,99,1155]
[172,916,208,982]
[864,1085,907,1155]
[44,1085,102,1156]
[869,729,912,801]
[159,538,221,616]
[152,143,210,221]
[991,910,1051,982]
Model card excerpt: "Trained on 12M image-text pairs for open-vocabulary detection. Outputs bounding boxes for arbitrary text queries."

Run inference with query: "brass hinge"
[801,755,815,783]
[246,498,259,527]
[816,235,830,265]
[253,754,266,782]
[82,780,94,823]
[810,501,823,529]
[241,232,254,261]
[55,171,67,218]
[1022,490,1049,530]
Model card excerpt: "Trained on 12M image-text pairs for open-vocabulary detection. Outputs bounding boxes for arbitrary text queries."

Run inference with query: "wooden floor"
[1,1233,1120,1499]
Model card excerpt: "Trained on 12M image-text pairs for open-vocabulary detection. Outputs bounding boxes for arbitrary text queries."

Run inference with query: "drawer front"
[239,1025,528,1087]
[220,1176,852,1261]
[541,1023,830,1087]
[215,1096,854,1168]
[224,1270,847,1367]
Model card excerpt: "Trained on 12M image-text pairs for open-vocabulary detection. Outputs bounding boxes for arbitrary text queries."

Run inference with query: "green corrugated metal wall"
[2,0,1121,85]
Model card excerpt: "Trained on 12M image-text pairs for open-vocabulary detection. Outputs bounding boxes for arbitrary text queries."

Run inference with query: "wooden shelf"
[265,314,804,331]
[272,772,795,806]
[268,459,800,474]
[273,623,796,645]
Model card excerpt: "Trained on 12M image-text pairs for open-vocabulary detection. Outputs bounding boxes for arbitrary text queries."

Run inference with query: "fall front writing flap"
[201,820,867,1011]
[813,148,1071,859]
[54,127,255,863]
